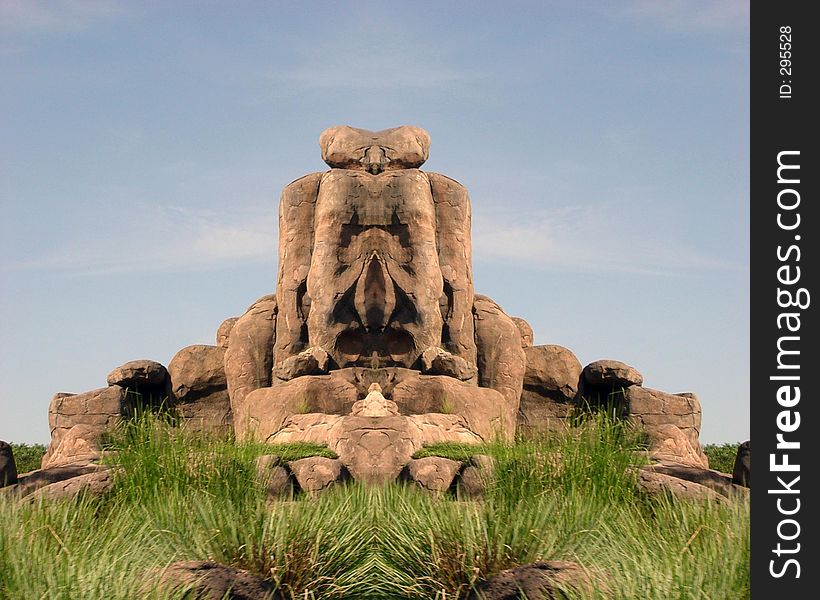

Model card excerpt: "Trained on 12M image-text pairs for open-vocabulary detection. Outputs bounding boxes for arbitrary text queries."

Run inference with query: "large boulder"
[644,424,708,469]
[517,345,580,437]
[44,386,132,468]
[224,294,277,422]
[468,561,602,600]
[41,424,105,469]
[0,441,17,487]
[401,457,461,493]
[511,317,534,348]
[644,462,747,499]
[583,359,643,388]
[287,456,348,496]
[1,461,106,500]
[106,359,168,389]
[168,344,231,435]
[636,468,724,502]
[624,387,706,466]
[216,317,239,348]
[732,440,750,487]
[24,468,113,503]
[156,560,279,600]
[457,454,496,498]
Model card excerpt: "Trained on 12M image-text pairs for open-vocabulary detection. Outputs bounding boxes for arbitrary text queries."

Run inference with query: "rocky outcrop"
[517,345,581,436]
[106,360,168,389]
[512,317,534,348]
[583,360,643,388]
[636,468,724,502]
[644,424,708,469]
[42,424,105,469]
[458,454,496,498]
[287,457,348,496]
[216,317,239,348]
[401,457,462,493]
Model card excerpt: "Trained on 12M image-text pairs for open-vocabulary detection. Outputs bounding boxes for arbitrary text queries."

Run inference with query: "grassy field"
[1,418,749,599]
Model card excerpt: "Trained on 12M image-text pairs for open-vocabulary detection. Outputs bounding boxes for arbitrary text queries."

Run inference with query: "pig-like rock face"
[319,125,431,174]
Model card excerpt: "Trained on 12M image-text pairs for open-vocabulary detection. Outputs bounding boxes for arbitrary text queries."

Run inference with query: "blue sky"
[0,0,749,444]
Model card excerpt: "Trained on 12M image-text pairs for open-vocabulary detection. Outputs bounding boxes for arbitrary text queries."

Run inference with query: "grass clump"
[1,412,749,599]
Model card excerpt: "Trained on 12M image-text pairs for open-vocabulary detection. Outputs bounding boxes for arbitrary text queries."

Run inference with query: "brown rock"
[287,456,348,495]
[156,560,278,600]
[168,344,231,435]
[44,386,132,468]
[733,440,750,487]
[41,424,104,469]
[106,359,168,388]
[523,345,582,402]
[473,295,526,436]
[583,359,643,388]
[458,454,496,497]
[420,347,477,381]
[256,455,292,499]
[625,386,705,463]
[271,346,329,381]
[636,468,724,502]
[645,462,748,499]
[1,460,106,499]
[512,317,534,348]
[319,125,431,173]
[517,390,573,437]
[468,560,601,600]
[644,424,708,469]
[401,457,461,493]
[0,441,17,487]
[225,294,277,418]
[25,468,113,502]
[216,317,239,348]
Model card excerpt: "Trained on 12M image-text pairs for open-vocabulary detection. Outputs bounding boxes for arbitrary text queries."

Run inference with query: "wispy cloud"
[621,0,749,33]
[12,204,278,276]
[473,204,743,276]
[0,0,127,33]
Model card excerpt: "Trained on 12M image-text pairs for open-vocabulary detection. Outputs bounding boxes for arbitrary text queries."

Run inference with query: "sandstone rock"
[458,454,496,498]
[0,441,17,487]
[517,390,573,437]
[401,457,461,493]
[256,455,292,499]
[45,386,132,468]
[350,384,399,417]
[269,412,482,484]
[319,125,431,173]
[287,457,348,496]
[216,317,239,348]
[523,345,581,402]
[644,424,708,469]
[420,347,477,381]
[225,294,277,417]
[41,424,104,469]
[156,560,278,600]
[583,359,643,388]
[1,460,106,499]
[25,468,113,502]
[636,468,724,502]
[624,386,705,464]
[168,344,231,435]
[271,346,329,381]
[468,560,601,600]
[512,317,534,348]
[106,359,168,388]
[733,440,750,487]
[645,462,747,499]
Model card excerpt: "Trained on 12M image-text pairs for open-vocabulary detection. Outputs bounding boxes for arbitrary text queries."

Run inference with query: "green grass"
[703,443,741,474]
[1,414,749,599]
[8,443,46,474]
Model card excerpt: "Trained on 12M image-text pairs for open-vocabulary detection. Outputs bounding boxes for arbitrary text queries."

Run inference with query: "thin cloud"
[0,0,127,33]
[622,0,749,33]
[473,205,744,276]
[12,204,278,276]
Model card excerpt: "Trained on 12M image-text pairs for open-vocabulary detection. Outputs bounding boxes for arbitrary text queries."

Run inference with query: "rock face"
[168,344,232,435]
[44,387,133,469]
[625,387,707,468]
[517,345,581,436]
[0,441,17,487]
[733,440,750,487]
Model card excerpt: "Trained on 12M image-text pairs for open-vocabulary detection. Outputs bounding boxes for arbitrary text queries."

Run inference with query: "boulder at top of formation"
[0,441,18,487]
[512,317,534,348]
[106,360,168,388]
[216,317,239,348]
[523,345,582,402]
[168,344,232,435]
[583,359,643,388]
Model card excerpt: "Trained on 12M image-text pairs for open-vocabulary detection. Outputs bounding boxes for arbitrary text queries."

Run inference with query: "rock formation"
[41,125,711,483]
